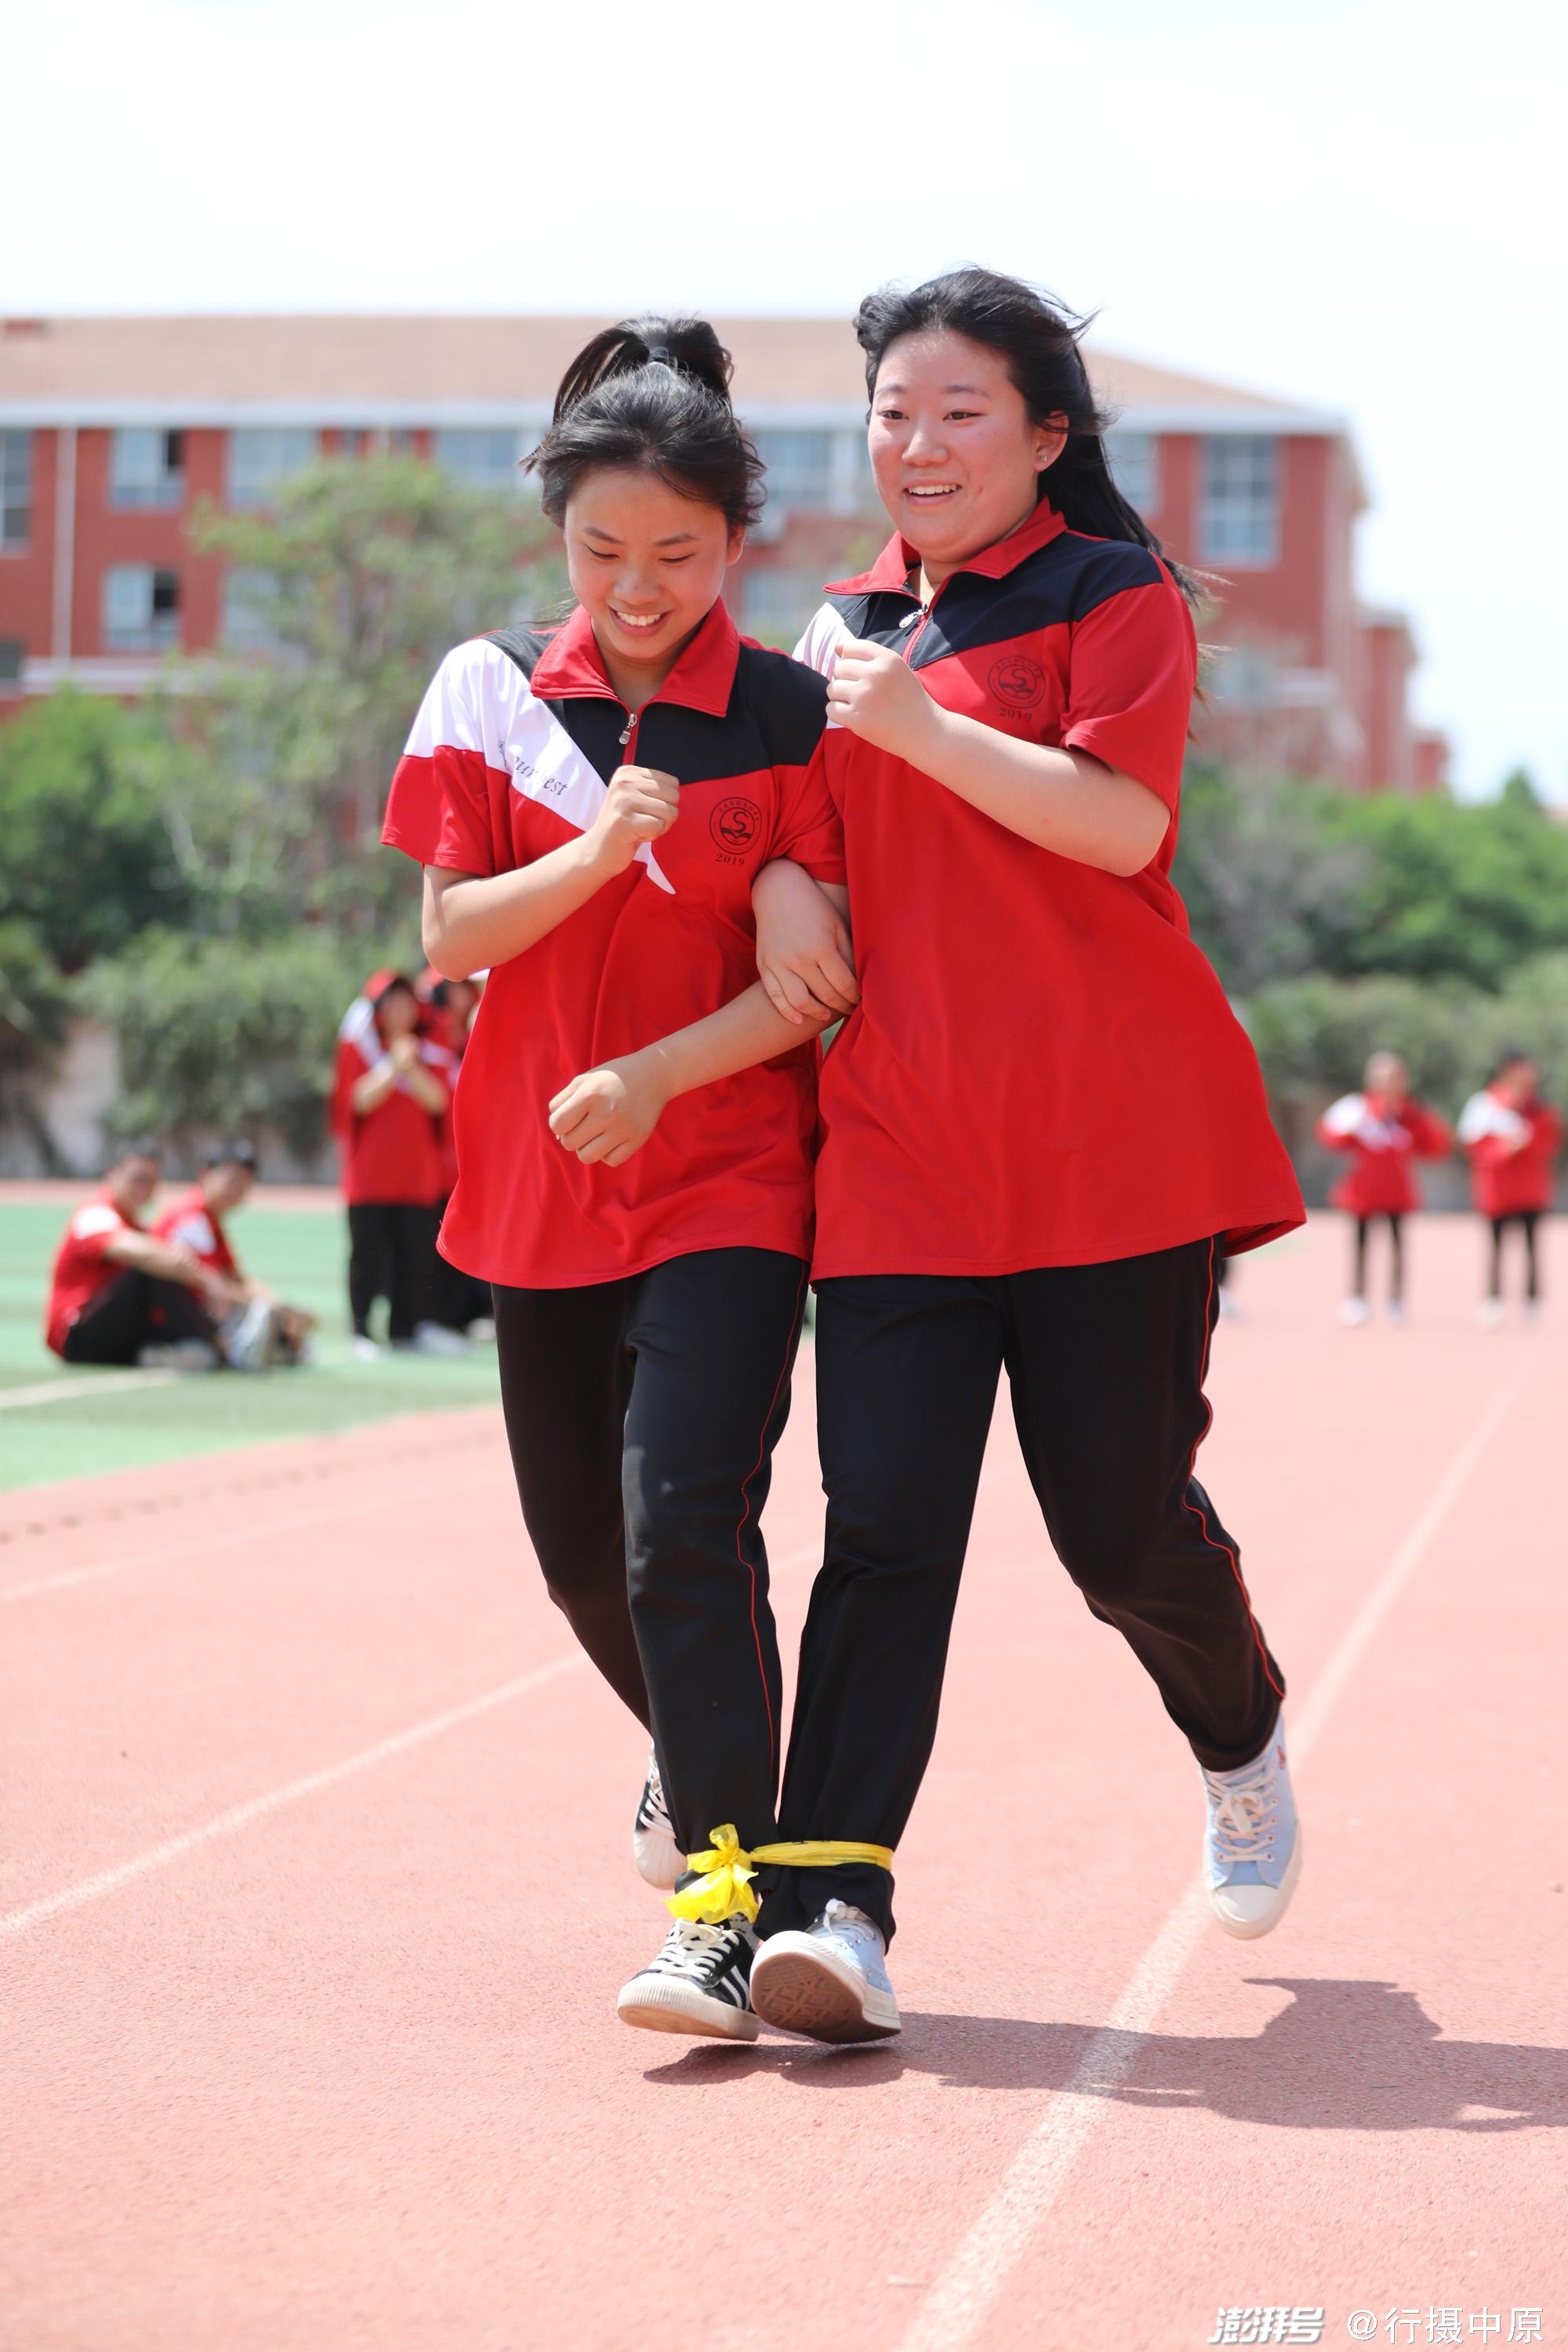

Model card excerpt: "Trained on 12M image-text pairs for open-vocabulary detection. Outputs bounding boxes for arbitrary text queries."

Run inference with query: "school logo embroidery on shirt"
[710,797,763,855]
[989,654,1047,710]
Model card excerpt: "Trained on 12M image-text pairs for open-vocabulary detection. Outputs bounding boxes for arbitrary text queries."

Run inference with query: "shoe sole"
[631,1827,684,1891]
[1210,1824,1305,1940]
[750,1947,900,2043]
[616,1980,758,2042]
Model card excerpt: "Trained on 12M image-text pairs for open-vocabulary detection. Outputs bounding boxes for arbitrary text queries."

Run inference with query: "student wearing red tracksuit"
[332,971,456,1355]
[417,967,495,1338]
[383,318,862,2043]
[1317,1051,1450,1324]
[1457,1051,1563,1322]
[738,270,1306,2044]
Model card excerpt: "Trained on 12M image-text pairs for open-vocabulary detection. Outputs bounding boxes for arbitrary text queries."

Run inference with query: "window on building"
[434,428,524,490]
[0,637,24,686]
[1,428,33,548]
[227,428,318,509]
[109,427,185,510]
[103,564,181,652]
[753,430,836,519]
[1200,434,1279,564]
[220,567,281,652]
[387,429,419,456]
[740,567,825,650]
[1105,430,1158,514]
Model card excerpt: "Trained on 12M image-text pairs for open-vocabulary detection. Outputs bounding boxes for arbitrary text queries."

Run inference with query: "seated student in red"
[1318,1051,1450,1325]
[739,270,1307,2044]
[383,318,862,2043]
[1457,1049,1563,1323]
[332,971,458,1358]
[45,1140,230,1369]
[152,1141,317,1365]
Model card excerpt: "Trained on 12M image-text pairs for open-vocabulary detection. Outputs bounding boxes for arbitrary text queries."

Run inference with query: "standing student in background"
[746,268,1305,2045]
[383,317,858,2043]
[152,1142,317,1364]
[1318,1051,1450,1325]
[332,971,463,1359]
[418,968,495,1341]
[1457,1050,1562,1324]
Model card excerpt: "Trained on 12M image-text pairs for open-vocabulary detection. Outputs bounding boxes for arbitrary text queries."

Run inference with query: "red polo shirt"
[1317,1094,1451,1216]
[796,501,1304,1276]
[151,1185,241,1278]
[382,601,845,1287]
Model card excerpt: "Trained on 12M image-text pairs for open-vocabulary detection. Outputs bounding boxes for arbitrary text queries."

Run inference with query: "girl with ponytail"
[736,270,1308,2047]
[382,317,866,2043]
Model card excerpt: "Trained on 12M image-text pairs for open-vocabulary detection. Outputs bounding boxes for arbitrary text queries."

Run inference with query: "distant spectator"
[151,1142,318,1365]
[332,970,464,1358]
[43,1142,269,1372]
[1317,1051,1450,1325]
[1457,1049,1563,1325]
[418,967,494,1341]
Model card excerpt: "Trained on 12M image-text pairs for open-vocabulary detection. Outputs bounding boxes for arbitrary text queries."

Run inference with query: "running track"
[3,1214,1563,2351]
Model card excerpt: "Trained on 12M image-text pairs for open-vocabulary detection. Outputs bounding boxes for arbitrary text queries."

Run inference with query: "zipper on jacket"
[902,573,949,670]
[616,707,641,760]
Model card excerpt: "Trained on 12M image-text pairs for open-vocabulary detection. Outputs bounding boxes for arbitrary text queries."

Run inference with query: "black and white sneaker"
[616,1918,760,2042]
[632,1747,683,1889]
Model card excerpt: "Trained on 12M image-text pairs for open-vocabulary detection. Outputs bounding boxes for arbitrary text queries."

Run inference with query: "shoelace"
[1205,1769,1279,1865]
[653,1920,742,1983]
[817,1900,884,1964]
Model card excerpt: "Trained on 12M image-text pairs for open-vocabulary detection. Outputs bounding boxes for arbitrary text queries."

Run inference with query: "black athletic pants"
[1352,1211,1404,1302]
[347,1202,438,1341]
[492,1247,809,1867]
[763,1236,1284,1944]
[61,1269,218,1366]
[1489,1210,1542,1301]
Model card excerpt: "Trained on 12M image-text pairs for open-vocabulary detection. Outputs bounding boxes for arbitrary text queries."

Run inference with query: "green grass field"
[0,1195,499,1494]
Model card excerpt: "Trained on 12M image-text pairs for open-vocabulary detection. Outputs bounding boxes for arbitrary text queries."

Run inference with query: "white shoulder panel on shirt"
[793,603,848,681]
[71,1204,123,1240]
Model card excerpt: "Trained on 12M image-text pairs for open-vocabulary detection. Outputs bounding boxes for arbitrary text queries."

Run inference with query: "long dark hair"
[527,316,764,534]
[855,267,1198,606]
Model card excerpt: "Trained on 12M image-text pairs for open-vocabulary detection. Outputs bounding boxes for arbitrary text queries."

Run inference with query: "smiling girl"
[381,318,864,2042]
[742,270,1307,2045]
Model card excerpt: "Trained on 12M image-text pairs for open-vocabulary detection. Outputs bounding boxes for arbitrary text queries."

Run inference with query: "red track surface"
[3,1214,1564,2351]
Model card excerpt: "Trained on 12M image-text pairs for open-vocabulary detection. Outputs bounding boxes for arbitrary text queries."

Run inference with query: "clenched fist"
[585,766,681,877]
[827,637,942,764]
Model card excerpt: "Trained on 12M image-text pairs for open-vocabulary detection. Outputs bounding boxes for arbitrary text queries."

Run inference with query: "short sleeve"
[1061,574,1196,813]
[68,1204,123,1259]
[382,644,506,876]
[768,736,847,885]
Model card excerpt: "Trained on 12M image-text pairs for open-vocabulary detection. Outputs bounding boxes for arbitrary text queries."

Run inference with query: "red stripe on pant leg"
[732,1261,809,1776]
[1186,1237,1286,1707]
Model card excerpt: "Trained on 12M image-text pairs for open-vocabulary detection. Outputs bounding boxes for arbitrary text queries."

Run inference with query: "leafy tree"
[183,453,564,932]
[0,919,74,1168]
[78,927,408,1166]
[1174,767,1370,996]
[0,691,193,968]
[1316,790,1568,989]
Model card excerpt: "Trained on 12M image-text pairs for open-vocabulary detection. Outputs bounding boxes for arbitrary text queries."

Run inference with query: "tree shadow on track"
[644,1980,1568,2131]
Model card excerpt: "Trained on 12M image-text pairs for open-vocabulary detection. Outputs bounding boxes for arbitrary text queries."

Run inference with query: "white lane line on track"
[0,1653,589,1940]
[1,1532,826,1940]
[0,1369,180,1412]
[0,1470,514,1602]
[897,1344,1537,2352]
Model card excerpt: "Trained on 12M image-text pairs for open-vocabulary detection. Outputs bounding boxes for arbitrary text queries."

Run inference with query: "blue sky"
[5,0,1563,799]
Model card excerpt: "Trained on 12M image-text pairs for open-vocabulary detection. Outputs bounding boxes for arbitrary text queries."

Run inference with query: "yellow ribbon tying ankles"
[666,1824,894,1926]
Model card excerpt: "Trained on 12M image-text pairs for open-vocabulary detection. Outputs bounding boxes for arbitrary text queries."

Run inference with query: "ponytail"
[855,267,1199,607]
[528,315,764,534]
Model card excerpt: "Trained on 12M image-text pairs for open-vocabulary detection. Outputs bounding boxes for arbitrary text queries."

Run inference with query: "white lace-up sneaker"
[750,1899,901,2043]
[616,1917,759,2042]
[1201,1725,1302,1940]
[218,1297,279,1373]
[631,1748,682,1889]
